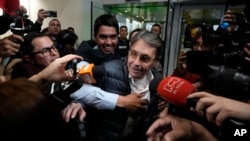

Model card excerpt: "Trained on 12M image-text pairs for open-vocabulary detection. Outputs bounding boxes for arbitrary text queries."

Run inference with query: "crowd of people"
[0,0,250,141]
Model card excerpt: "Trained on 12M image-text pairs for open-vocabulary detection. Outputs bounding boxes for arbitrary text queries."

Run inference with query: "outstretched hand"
[187,91,250,126]
[29,54,83,83]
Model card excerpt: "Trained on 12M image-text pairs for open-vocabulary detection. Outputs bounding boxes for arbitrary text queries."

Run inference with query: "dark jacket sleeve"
[75,40,96,62]
[31,21,42,32]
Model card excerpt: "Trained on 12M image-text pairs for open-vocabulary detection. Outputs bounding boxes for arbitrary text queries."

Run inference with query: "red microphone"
[0,0,20,16]
[157,76,196,108]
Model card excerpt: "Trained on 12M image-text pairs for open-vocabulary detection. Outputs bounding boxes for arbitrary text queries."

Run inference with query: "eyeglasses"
[129,50,155,63]
[193,41,210,50]
[32,45,58,57]
[193,41,204,48]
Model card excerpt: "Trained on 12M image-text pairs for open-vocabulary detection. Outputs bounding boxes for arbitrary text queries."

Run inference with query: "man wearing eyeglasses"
[11,32,60,78]
[10,31,153,139]
[84,30,164,141]
[172,24,214,89]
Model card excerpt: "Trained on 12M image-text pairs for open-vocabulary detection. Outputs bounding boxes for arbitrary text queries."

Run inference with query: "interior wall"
[1,0,102,41]
[26,0,103,41]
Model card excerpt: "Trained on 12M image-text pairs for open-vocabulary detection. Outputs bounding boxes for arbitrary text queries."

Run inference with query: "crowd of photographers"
[1,0,250,140]
[152,0,250,140]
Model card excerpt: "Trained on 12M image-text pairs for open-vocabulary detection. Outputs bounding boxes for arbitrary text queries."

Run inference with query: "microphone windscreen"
[0,0,19,16]
[157,76,195,107]
[92,65,105,79]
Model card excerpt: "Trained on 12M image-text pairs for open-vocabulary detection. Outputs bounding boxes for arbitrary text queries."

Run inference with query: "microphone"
[157,76,196,108]
[50,61,105,107]
[77,61,105,84]
[0,0,20,16]
[157,76,222,138]
[157,76,247,134]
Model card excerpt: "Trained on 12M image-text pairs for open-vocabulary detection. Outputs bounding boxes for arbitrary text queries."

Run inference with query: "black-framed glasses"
[129,50,155,63]
[193,41,211,50]
[193,41,205,48]
[32,44,58,57]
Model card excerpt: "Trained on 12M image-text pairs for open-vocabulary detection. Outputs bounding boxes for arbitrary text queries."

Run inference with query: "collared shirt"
[122,70,154,136]
[129,70,154,102]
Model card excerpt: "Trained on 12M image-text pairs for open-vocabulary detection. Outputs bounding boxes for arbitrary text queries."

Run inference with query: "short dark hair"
[94,14,119,37]
[152,23,162,31]
[67,27,75,32]
[57,29,78,46]
[41,27,48,34]
[119,25,127,30]
[20,32,52,56]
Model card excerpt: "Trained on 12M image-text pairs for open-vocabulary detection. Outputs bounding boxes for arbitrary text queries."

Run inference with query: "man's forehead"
[98,33,117,36]
[32,36,53,46]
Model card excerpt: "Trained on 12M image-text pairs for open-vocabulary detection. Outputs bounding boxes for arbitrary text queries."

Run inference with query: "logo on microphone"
[163,77,184,94]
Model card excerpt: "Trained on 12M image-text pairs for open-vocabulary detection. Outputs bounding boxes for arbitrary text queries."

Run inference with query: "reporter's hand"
[177,51,187,73]
[222,10,237,32]
[61,102,86,123]
[223,10,234,23]
[117,94,148,113]
[187,91,250,126]
[0,75,6,83]
[0,34,24,57]
[19,5,27,14]
[146,114,217,141]
[29,54,82,83]
[244,43,250,62]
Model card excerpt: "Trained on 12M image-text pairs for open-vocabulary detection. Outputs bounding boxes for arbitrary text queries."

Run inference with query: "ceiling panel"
[103,2,168,23]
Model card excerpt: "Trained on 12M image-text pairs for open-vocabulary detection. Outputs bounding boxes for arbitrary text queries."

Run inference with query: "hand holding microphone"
[156,76,224,138]
[147,77,218,141]
[187,92,250,127]
[77,61,105,84]
[156,76,196,108]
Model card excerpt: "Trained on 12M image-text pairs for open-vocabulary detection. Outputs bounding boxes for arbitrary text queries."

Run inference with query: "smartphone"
[47,10,57,17]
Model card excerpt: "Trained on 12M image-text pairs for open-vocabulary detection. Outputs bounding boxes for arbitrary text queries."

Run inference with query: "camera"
[185,21,250,99]
[50,59,83,106]
[47,10,57,17]
[185,5,250,99]
[10,9,33,36]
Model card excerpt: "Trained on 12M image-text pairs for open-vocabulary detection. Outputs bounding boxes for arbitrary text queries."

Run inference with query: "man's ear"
[22,55,35,64]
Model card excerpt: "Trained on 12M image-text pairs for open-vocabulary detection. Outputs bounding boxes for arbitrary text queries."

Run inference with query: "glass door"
[166,3,226,76]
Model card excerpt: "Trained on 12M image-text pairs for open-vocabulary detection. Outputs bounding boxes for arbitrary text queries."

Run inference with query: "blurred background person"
[172,24,214,89]
[116,25,129,57]
[151,23,165,67]
[56,29,78,57]
[47,18,61,42]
